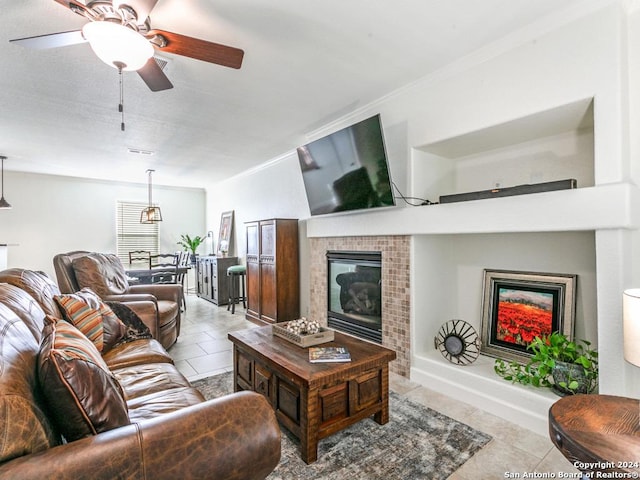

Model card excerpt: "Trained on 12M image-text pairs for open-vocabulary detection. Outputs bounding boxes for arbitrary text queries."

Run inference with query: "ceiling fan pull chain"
[113,61,126,131]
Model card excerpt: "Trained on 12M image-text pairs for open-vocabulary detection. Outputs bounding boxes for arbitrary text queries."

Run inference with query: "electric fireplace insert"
[327,250,382,343]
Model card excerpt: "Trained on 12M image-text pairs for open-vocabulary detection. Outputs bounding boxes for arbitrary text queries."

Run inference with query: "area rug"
[192,372,491,480]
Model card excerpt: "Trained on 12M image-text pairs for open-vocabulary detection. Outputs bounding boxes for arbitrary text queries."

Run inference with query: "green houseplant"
[494,332,598,395]
[177,234,205,263]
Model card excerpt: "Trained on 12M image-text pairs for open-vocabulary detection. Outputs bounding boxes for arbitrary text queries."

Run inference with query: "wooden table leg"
[301,389,319,464]
[232,347,240,393]
[374,365,390,425]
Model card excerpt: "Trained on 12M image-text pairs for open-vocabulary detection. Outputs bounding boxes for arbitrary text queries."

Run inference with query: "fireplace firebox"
[327,250,382,343]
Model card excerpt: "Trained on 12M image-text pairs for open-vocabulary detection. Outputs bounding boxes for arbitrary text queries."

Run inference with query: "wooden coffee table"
[228,326,396,463]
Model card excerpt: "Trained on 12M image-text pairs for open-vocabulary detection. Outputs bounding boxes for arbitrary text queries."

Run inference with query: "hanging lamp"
[140,169,162,223]
[0,156,12,210]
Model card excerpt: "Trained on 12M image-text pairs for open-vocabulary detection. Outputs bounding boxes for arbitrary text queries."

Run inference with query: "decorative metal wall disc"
[434,319,480,365]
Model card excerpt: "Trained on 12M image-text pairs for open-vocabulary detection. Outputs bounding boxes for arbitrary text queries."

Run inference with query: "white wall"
[205,154,313,315]
[0,171,205,280]
[205,0,640,411]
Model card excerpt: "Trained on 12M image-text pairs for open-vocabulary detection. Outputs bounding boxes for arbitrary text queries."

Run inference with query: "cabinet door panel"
[210,260,218,302]
[260,222,275,257]
[349,370,382,413]
[246,261,260,317]
[196,261,204,296]
[236,351,253,391]
[246,223,259,257]
[254,363,273,403]
[277,379,300,425]
[260,262,277,321]
[203,259,212,300]
[319,383,348,424]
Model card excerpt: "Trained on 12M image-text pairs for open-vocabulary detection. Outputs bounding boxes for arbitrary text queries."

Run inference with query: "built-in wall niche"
[412,230,597,356]
[412,98,594,203]
[410,230,597,435]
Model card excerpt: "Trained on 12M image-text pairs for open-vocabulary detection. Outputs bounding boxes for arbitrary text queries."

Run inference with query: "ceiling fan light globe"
[82,21,153,71]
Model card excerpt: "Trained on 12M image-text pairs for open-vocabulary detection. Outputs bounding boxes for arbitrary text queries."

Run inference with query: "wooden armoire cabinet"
[245,218,299,324]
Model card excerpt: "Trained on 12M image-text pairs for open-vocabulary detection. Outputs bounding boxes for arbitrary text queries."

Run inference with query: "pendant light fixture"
[140,169,162,223]
[0,156,12,210]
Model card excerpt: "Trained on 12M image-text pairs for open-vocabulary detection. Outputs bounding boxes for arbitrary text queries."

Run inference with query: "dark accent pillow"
[105,301,152,344]
[38,317,130,442]
[54,288,127,352]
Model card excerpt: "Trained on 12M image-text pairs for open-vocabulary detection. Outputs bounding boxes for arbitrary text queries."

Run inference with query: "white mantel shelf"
[306,183,639,238]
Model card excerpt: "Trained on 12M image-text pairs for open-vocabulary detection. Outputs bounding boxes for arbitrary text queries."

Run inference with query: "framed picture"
[217,211,234,256]
[480,269,577,363]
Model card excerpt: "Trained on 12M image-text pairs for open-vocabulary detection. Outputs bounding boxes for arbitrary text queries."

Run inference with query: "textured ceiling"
[0,0,589,188]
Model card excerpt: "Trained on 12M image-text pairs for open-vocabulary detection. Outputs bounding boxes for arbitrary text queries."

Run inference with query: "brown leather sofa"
[0,268,281,480]
[53,251,181,349]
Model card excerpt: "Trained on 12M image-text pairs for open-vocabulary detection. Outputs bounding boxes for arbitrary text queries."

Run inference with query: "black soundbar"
[438,179,577,204]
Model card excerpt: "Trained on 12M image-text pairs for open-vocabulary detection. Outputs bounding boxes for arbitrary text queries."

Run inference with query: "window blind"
[116,201,159,264]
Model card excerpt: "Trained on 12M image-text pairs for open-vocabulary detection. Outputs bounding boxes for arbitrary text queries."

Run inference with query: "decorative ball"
[286,317,321,335]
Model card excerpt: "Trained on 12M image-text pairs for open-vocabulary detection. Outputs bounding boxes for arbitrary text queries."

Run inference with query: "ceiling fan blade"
[137,57,174,92]
[149,29,244,69]
[10,30,86,49]
[114,0,160,22]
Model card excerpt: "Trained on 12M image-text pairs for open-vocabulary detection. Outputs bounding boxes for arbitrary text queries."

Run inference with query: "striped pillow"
[45,316,108,366]
[55,288,126,352]
[38,317,130,442]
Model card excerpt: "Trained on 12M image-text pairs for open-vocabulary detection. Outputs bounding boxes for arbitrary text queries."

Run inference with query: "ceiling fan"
[10,0,244,92]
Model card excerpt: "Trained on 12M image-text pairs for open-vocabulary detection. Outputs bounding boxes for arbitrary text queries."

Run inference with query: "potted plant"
[494,332,598,395]
[177,234,205,263]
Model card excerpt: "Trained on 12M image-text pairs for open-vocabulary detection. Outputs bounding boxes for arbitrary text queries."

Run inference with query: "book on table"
[308,346,351,363]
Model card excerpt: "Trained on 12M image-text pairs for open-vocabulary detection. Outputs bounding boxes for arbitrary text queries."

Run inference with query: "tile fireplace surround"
[309,235,410,376]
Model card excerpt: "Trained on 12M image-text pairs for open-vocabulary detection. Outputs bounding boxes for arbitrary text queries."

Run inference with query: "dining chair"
[176,251,190,310]
[149,253,179,284]
[128,250,151,268]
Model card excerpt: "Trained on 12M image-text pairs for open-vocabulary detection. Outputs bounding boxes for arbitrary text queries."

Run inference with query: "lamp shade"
[140,205,162,223]
[140,169,162,223]
[623,289,640,366]
[82,21,153,71]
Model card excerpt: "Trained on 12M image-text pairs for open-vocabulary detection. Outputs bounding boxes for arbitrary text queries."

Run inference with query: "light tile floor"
[172,293,580,479]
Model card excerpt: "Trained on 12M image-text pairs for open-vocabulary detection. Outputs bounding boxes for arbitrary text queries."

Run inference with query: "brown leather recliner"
[53,251,182,349]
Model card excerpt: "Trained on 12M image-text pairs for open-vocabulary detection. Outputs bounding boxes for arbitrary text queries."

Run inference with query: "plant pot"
[551,361,590,396]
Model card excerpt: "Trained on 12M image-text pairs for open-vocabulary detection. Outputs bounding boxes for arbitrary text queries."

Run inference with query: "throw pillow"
[105,301,152,344]
[54,288,127,352]
[38,317,130,442]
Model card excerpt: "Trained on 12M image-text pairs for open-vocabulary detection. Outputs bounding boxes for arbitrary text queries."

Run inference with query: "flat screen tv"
[297,114,395,216]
